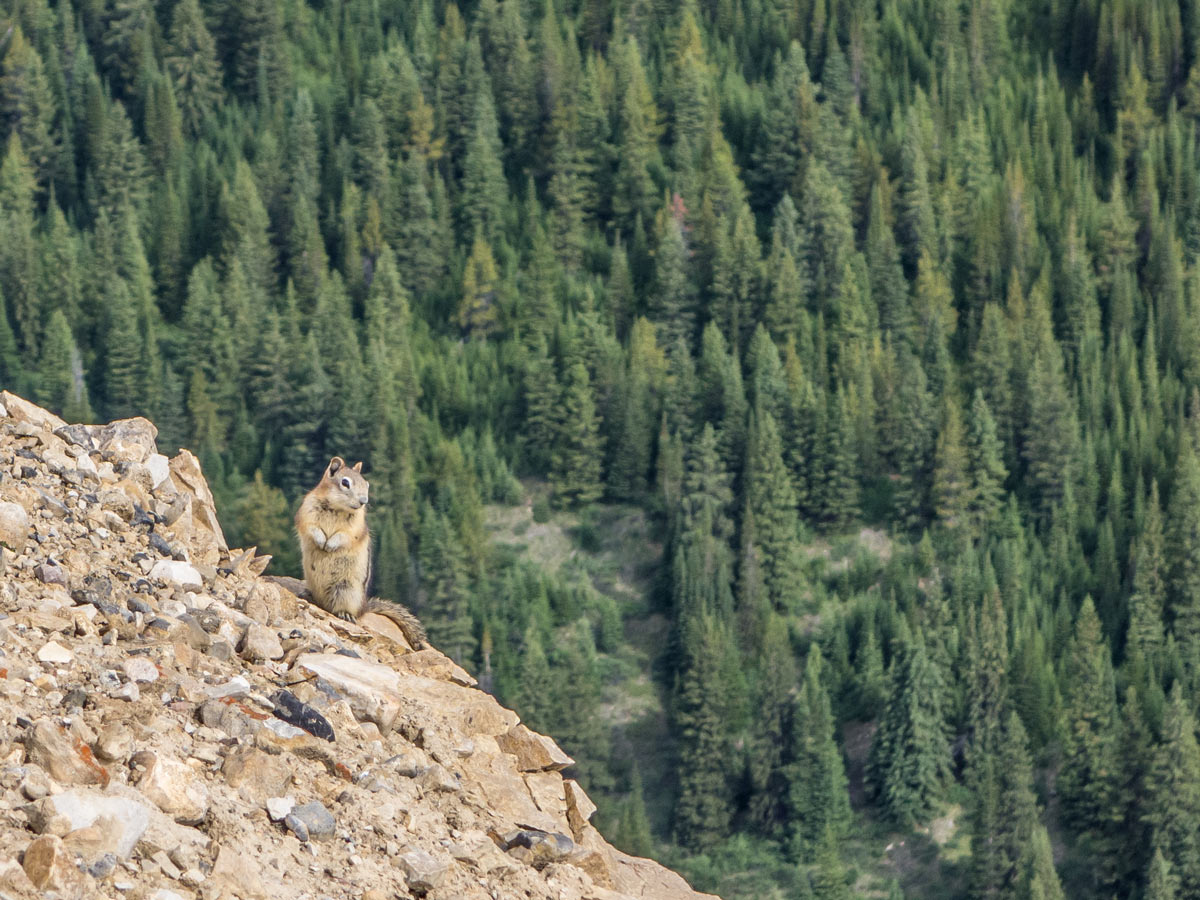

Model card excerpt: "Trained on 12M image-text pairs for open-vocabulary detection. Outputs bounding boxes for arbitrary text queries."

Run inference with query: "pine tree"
[165,0,223,136]
[1019,825,1066,900]
[458,235,501,338]
[37,309,91,422]
[968,713,1038,900]
[650,200,697,350]
[1167,440,1200,658]
[966,389,1007,532]
[673,613,734,851]
[932,394,971,530]
[1058,597,1118,841]
[1144,684,1200,898]
[550,361,604,506]
[787,648,851,861]
[1129,481,1167,658]
[867,636,950,825]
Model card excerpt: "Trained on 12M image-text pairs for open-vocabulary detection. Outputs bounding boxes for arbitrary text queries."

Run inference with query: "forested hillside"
[3,0,1200,895]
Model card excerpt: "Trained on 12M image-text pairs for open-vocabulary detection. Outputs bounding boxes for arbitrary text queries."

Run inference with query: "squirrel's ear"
[352,461,363,472]
[328,456,345,474]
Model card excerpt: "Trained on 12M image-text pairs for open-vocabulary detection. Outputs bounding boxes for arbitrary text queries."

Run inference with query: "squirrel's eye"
[341,478,351,488]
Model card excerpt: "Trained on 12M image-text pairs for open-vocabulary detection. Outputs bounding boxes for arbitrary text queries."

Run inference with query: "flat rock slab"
[45,789,152,858]
[295,653,517,737]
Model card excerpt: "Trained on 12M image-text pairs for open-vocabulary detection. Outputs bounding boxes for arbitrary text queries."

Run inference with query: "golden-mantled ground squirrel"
[294,456,426,647]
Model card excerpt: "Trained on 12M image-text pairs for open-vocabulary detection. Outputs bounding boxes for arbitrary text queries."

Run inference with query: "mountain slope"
[0,391,716,900]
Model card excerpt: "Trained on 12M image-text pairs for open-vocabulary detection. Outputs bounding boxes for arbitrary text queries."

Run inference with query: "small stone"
[207,845,266,899]
[284,815,308,841]
[87,853,118,878]
[20,769,52,800]
[35,562,68,585]
[93,722,132,763]
[222,747,294,806]
[395,847,449,892]
[24,719,108,786]
[145,454,171,489]
[63,687,88,709]
[0,501,29,554]
[148,559,203,589]
[270,690,335,742]
[151,850,181,880]
[289,801,335,841]
[496,724,575,772]
[501,829,576,868]
[207,639,235,661]
[36,641,74,665]
[21,835,87,896]
[150,891,185,900]
[136,754,209,825]
[122,657,159,684]
[239,623,284,662]
[416,763,460,794]
[44,789,150,859]
[112,683,140,702]
[203,676,251,699]
[266,797,294,821]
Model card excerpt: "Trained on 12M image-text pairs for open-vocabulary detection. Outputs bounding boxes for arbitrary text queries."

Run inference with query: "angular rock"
[502,829,576,869]
[24,719,108,786]
[266,797,294,821]
[221,748,293,806]
[93,722,133,763]
[1,391,67,430]
[136,754,209,825]
[395,846,450,892]
[145,453,171,489]
[96,417,158,462]
[148,560,204,589]
[0,856,36,894]
[122,657,159,683]
[497,724,574,773]
[36,641,74,665]
[0,501,29,554]
[43,789,151,858]
[35,562,67,585]
[207,845,266,899]
[295,652,517,737]
[417,763,461,794]
[289,801,335,841]
[239,623,284,661]
[269,690,334,742]
[563,779,597,841]
[21,835,86,898]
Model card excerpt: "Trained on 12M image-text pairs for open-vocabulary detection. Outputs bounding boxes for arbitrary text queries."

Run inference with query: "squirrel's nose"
[358,496,369,507]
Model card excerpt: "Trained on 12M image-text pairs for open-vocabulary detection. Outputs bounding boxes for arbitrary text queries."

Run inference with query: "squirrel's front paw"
[309,527,328,550]
[336,611,356,622]
[324,532,349,552]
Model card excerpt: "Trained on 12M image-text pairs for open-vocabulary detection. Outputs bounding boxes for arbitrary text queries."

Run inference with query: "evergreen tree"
[550,361,604,506]
[867,636,950,825]
[1144,684,1200,898]
[787,648,851,861]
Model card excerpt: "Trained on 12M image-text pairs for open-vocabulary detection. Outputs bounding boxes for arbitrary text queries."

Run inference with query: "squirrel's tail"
[364,597,428,649]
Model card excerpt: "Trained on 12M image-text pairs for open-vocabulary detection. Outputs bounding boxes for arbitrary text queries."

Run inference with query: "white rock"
[36,642,74,665]
[113,683,140,702]
[138,755,209,825]
[266,797,295,821]
[75,454,97,475]
[46,789,152,858]
[150,891,186,900]
[146,453,171,489]
[203,676,251,699]
[0,502,29,554]
[122,657,159,684]
[148,560,204,589]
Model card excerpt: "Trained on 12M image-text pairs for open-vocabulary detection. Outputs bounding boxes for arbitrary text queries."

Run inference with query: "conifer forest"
[8,0,1200,894]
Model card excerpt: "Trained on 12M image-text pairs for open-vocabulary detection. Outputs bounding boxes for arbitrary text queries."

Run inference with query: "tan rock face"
[0,394,718,900]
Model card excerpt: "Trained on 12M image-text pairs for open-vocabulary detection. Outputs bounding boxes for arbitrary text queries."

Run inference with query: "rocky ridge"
[0,392,717,900]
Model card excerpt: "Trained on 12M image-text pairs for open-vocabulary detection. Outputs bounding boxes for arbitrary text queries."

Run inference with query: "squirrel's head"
[323,457,369,510]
